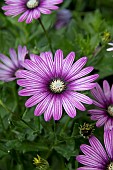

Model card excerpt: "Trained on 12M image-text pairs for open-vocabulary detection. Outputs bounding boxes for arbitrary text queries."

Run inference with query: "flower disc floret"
[108,105,113,117]
[49,79,66,93]
[107,162,113,170]
[16,49,98,121]
[27,0,39,9]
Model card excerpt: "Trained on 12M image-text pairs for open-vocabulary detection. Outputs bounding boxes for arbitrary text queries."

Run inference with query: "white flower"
[106,43,113,51]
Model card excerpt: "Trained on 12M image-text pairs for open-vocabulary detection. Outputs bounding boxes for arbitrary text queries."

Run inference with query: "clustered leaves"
[0,0,113,170]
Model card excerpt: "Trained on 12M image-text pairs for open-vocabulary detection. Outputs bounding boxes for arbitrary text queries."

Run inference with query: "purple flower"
[2,0,63,24]
[88,80,113,130]
[0,45,28,82]
[16,49,99,121]
[55,9,72,29]
[76,129,113,170]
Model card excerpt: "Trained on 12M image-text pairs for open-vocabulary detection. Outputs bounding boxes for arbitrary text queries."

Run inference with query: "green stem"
[12,83,19,112]
[60,117,71,135]
[0,114,5,131]
[0,99,36,131]
[0,100,14,115]
[20,118,36,131]
[45,146,53,160]
[38,18,53,53]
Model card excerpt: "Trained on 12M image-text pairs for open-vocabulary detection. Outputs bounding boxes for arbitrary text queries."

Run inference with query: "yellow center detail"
[27,0,39,9]
[108,105,113,117]
[50,79,66,93]
[107,162,113,170]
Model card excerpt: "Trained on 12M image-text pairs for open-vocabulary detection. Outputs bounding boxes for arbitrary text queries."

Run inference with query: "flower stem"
[0,99,36,131]
[38,18,54,53]
[0,99,13,115]
[60,117,71,135]
[20,118,36,131]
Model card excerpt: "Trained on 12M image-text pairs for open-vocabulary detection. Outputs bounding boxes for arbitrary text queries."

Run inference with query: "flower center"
[79,123,94,139]
[49,79,66,93]
[27,0,39,9]
[108,105,113,117]
[106,162,113,170]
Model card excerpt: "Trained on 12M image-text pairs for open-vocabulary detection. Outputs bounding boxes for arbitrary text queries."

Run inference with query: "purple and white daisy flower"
[0,45,28,82]
[106,43,113,51]
[55,9,72,30]
[88,80,113,130]
[76,128,113,170]
[2,0,63,24]
[16,49,99,121]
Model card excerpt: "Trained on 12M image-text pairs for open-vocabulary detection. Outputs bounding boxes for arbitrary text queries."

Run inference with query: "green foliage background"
[0,0,113,169]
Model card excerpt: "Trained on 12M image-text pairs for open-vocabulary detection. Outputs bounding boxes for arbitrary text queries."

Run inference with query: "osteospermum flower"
[0,45,28,82]
[88,80,113,130]
[16,49,99,121]
[76,128,113,170]
[106,42,113,51]
[2,0,63,24]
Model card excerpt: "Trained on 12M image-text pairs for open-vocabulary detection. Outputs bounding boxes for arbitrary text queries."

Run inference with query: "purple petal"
[69,74,99,86]
[54,49,63,77]
[44,97,54,121]
[38,7,51,14]
[62,95,76,118]
[104,118,113,130]
[77,167,102,170]
[67,66,94,81]
[18,10,29,22]
[89,136,108,162]
[21,59,51,79]
[0,63,12,71]
[65,57,88,80]
[76,155,104,168]
[9,48,18,67]
[40,52,53,72]
[18,88,41,96]
[88,109,106,115]
[92,100,105,108]
[91,87,106,106]
[62,52,75,77]
[34,94,53,116]
[111,85,113,103]
[27,54,52,77]
[69,83,97,91]
[103,80,111,102]
[0,54,15,69]
[96,117,108,127]
[53,95,62,120]
[73,92,92,104]
[16,70,42,80]
[26,11,33,24]
[32,9,40,19]
[25,92,50,107]
[18,45,28,63]
[80,144,107,165]
[66,92,86,111]
[104,128,113,160]
[17,79,46,88]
